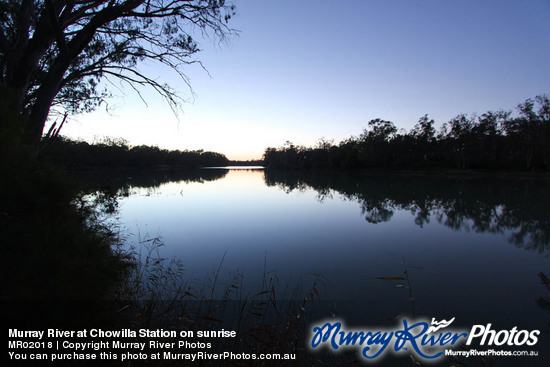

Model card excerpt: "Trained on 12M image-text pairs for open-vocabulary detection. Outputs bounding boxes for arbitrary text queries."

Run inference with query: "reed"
[111,234,326,365]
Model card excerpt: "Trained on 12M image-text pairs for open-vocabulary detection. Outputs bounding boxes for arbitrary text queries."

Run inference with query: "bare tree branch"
[1,0,237,147]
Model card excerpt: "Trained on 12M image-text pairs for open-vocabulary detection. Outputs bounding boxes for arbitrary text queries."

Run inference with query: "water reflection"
[88,168,550,364]
[75,167,229,191]
[75,169,230,223]
[264,171,550,253]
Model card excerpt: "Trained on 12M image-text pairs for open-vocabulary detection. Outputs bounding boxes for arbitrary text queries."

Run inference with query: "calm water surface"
[113,168,549,354]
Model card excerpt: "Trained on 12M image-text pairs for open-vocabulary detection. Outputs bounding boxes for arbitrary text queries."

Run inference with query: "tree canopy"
[0,0,236,148]
[263,95,550,171]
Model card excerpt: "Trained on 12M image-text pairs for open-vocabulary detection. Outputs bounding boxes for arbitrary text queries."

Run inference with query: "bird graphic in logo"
[427,317,456,333]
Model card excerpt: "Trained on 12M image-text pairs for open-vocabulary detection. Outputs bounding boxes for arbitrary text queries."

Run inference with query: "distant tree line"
[263,95,550,171]
[43,136,229,169]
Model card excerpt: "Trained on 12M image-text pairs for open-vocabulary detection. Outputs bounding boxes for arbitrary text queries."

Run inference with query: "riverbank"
[264,166,550,179]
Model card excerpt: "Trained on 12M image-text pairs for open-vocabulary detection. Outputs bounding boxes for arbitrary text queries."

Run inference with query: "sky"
[59,0,550,160]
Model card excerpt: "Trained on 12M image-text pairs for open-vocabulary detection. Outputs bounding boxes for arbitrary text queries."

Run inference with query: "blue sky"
[60,0,550,160]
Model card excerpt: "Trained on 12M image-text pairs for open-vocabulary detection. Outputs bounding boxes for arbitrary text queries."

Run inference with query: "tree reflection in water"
[264,171,550,253]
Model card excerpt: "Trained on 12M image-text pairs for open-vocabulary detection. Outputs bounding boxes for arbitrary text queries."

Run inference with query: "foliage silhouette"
[0,0,236,148]
[0,144,135,334]
[42,136,229,168]
[263,95,550,172]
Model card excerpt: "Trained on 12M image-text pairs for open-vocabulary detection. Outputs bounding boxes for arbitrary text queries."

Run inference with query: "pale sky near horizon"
[59,0,550,160]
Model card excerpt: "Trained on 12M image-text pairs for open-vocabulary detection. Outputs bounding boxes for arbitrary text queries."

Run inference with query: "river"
[102,167,549,364]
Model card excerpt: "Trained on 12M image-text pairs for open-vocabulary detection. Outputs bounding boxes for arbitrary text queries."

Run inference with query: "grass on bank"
[1,148,328,365]
[113,234,327,365]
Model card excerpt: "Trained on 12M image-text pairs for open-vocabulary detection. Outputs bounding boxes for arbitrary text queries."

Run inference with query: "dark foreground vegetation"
[0,116,315,365]
[0,146,130,323]
[0,0,317,363]
[0,153,317,366]
[42,136,230,169]
[264,95,550,171]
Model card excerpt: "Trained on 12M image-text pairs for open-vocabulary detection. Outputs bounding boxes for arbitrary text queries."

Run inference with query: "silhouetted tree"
[412,114,436,143]
[358,118,397,166]
[362,118,397,142]
[0,0,236,149]
[44,136,228,168]
[411,114,436,162]
[443,113,476,169]
[470,110,507,167]
[263,95,549,172]
[503,96,550,169]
